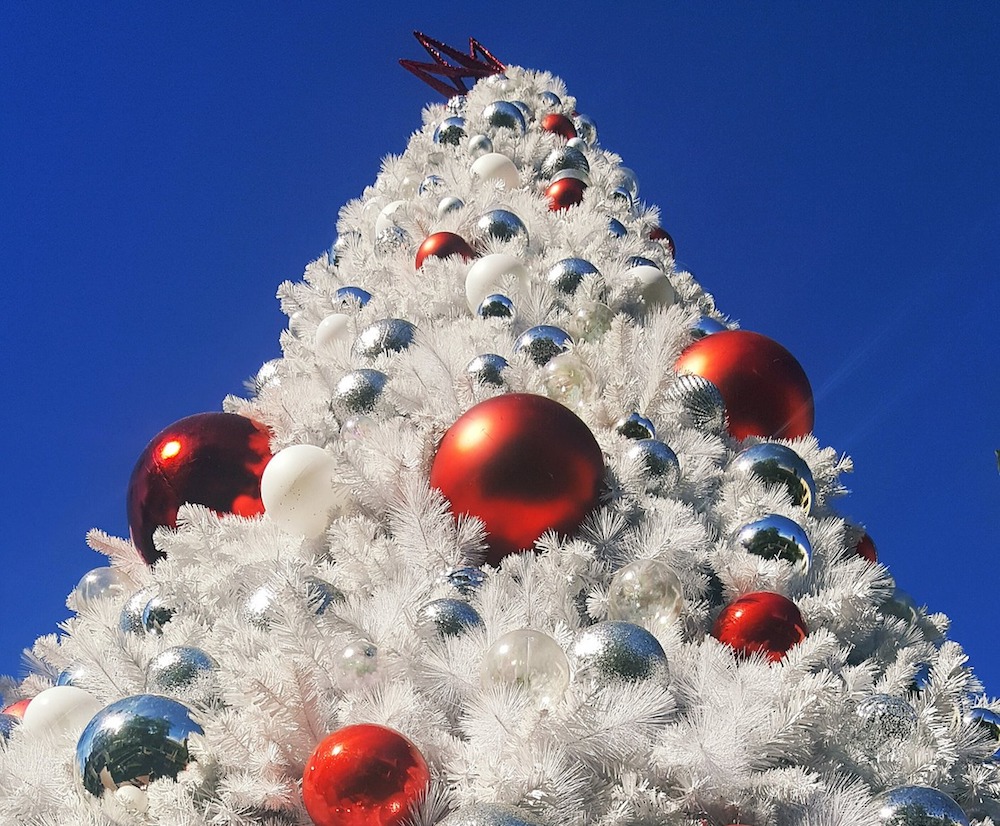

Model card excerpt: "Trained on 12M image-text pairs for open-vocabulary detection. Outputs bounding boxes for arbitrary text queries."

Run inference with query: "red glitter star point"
[400,31,505,99]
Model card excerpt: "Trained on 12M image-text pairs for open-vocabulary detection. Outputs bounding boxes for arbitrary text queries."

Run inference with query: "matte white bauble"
[20,686,103,738]
[375,200,407,235]
[465,254,529,311]
[315,313,352,351]
[470,153,520,190]
[260,444,340,538]
[631,265,677,308]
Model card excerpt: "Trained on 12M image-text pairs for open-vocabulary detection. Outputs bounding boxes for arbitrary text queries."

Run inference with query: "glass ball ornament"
[339,639,379,681]
[441,803,545,826]
[145,645,218,700]
[614,166,640,199]
[540,112,577,139]
[480,628,570,709]
[691,315,728,339]
[73,566,128,607]
[734,514,812,572]
[340,414,375,442]
[416,598,484,639]
[573,621,668,683]
[615,412,656,440]
[430,393,604,565]
[374,200,407,235]
[626,439,681,495]
[352,318,417,360]
[21,685,103,738]
[668,374,728,434]
[855,693,918,751]
[261,444,340,539]
[333,285,372,310]
[415,231,475,269]
[470,152,520,190]
[514,325,573,365]
[127,412,272,564]
[541,146,589,179]
[444,566,487,595]
[465,253,529,311]
[467,353,509,386]
[434,116,466,145]
[731,443,816,514]
[610,186,635,211]
[482,101,526,132]
[438,195,465,217]
[334,369,388,414]
[543,351,598,408]
[474,208,529,249]
[874,786,969,826]
[607,558,684,635]
[539,91,562,108]
[468,134,494,157]
[0,713,18,741]
[573,112,598,144]
[478,293,515,320]
[965,707,1000,757]
[571,301,614,342]
[546,257,600,295]
[302,724,430,826]
[76,694,203,799]
[120,586,159,634]
[140,593,174,634]
[712,591,808,663]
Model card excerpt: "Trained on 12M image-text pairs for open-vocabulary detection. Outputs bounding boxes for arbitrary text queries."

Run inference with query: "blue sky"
[2,5,997,689]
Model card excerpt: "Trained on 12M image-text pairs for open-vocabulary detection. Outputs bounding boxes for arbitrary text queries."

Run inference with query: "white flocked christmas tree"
[2,34,999,826]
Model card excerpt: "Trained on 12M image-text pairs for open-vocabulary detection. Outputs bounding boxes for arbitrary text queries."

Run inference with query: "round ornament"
[471,153,520,190]
[731,443,816,513]
[478,294,515,320]
[438,195,465,217]
[418,175,446,195]
[607,218,628,237]
[250,359,281,394]
[334,369,388,414]
[474,209,529,249]
[510,100,533,121]
[856,694,918,751]
[241,585,276,630]
[480,628,570,709]
[630,264,677,309]
[573,113,597,144]
[120,586,158,634]
[874,786,969,826]
[374,226,409,258]
[352,318,417,360]
[333,286,372,309]
[615,412,656,440]
[466,253,529,311]
[146,646,218,696]
[712,591,808,663]
[433,116,466,145]
[734,514,811,572]
[570,301,614,342]
[430,394,604,565]
[21,685,103,738]
[607,559,684,635]
[514,325,573,365]
[668,374,728,434]
[315,313,352,351]
[573,621,668,683]
[540,112,577,139]
[305,576,345,614]
[540,91,562,107]
[625,439,681,495]
[444,566,487,595]
[966,707,1000,757]
[127,412,272,564]
[854,532,878,563]
[467,353,509,387]
[649,224,676,258]
[482,101,526,132]
[691,316,727,338]
[374,200,407,235]
[73,566,128,607]
[547,258,600,295]
[77,694,203,798]
[261,444,340,539]
[675,330,814,440]
[543,352,598,408]
[545,177,586,210]
[415,231,475,269]
[140,593,174,634]
[302,724,430,826]
[57,663,88,687]
[416,598,484,639]
[541,146,589,179]
[468,134,493,157]
[338,639,379,682]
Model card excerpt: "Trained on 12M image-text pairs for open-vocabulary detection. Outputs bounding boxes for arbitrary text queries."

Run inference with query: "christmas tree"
[1,31,998,826]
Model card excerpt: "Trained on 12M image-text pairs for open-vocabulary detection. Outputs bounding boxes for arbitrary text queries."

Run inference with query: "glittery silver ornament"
[475,208,529,248]
[691,316,728,338]
[352,318,417,360]
[477,293,515,320]
[573,621,668,682]
[541,146,589,178]
[141,594,174,635]
[444,566,487,595]
[374,225,409,258]
[731,443,815,513]
[627,439,680,494]
[874,786,969,826]
[668,374,727,434]
[0,713,18,741]
[333,285,372,310]
[856,694,918,752]
[145,646,218,697]
[607,559,684,636]
[734,514,811,572]
[304,575,344,614]
[615,412,656,440]
[466,353,508,386]
[515,325,573,365]
[467,134,494,157]
[419,175,446,195]
[438,195,465,217]
[241,585,276,630]
[510,99,533,122]
[334,369,388,414]
[607,218,628,237]
[74,566,128,607]
[482,101,526,133]
[329,231,360,266]
[434,116,466,145]
[250,359,281,394]
[440,803,546,826]
[965,707,1000,757]
[120,587,158,634]
[546,258,600,295]
[573,113,598,144]
[417,598,484,638]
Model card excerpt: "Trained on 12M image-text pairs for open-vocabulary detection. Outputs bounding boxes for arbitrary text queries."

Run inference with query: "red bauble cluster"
[302,724,430,826]
[430,393,605,566]
[126,412,273,564]
[545,177,587,211]
[540,113,577,140]
[415,231,475,269]
[674,330,814,440]
[712,591,808,663]
[854,532,878,563]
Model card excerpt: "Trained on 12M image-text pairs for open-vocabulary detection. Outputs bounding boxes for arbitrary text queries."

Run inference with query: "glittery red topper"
[400,31,505,99]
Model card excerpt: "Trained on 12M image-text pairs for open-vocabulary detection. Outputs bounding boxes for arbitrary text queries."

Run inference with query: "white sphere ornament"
[260,444,340,538]
[315,313,352,351]
[480,628,570,710]
[631,265,677,308]
[465,253,528,311]
[470,152,520,190]
[20,685,103,738]
[607,559,683,636]
[374,199,407,235]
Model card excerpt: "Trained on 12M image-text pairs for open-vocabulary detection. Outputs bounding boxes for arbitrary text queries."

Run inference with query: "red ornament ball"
[127,412,272,564]
[540,112,577,140]
[430,393,604,566]
[545,177,587,211]
[302,723,430,826]
[712,591,808,662]
[415,231,475,269]
[674,330,814,440]
[854,532,878,563]
[1,699,30,720]
[649,224,676,259]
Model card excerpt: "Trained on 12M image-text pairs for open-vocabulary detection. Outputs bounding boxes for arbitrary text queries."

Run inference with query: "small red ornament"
[1,699,30,719]
[302,723,430,826]
[415,231,475,269]
[854,532,878,563]
[430,393,604,566]
[127,412,272,564]
[674,330,814,440]
[712,591,808,662]
[540,113,577,140]
[649,224,676,259]
[545,177,587,211]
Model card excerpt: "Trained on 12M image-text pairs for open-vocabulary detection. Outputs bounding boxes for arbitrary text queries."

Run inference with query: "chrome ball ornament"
[416,599,484,639]
[874,786,969,826]
[573,621,668,683]
[734,514,812,572]
[333,286,372,310]
[434,116,466,145]
[352,318,417,360]
[615,412,656,440]
[474,208,529,248]
[334,369,388,414]
[855,694,918,752]
[466,353,509,386]
[514,325,573,365]
[731,443,816,513]
[541,146,589,179]
[477,293,515,320]
[668,374,727,434]
[626,439,681,495]
[546,258,600,295]
[482,101,526,133]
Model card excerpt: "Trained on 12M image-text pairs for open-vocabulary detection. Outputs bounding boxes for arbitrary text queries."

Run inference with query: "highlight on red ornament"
[302,723,430,826]
[540,113,577,140]
[674,329,814,440]
[854,532,878,563]
[126,412,273,564]
[429,393,604,566]
[1,699,30,720]
[415,231,475,269]
[546,177,587,211]
[711,591,808,663]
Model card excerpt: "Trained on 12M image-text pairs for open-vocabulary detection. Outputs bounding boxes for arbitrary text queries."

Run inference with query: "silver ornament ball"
[626,439,681,495]
[734,513,812,572]
[510,99,533,122]
[546,258,600,295]
[514,325,573,365]
[434,116,466,145]
[668,374,727,434]
[691,316,728,338]
[417,598,484,639]
[731,443,816,513]
[444,566,487,595]
[352,318,417,360]
[119,587,158,635]
[438,195,465,217]
[334,369,388,414]
[145,646,218,697]
[477,293,515,320]
[466,353,509,386]
[74,567,128,607]
[482,101,526,133]
[440,803,546,826]
[615,412,656,440]
[539,91,562,108]
[467,134,494,157]
[305,575,344,615]
[541,146,589,178]
[141,594,174,635]
[965,707,1000,757]
[856,693,918,750]
[573,621,668,683]
[607,218,628,237]
[573,113,598,144]
[475,208,529,248]
[241,585,276,630]
[333,285,372,310]
[874,786,969,826]
[418,174,446,195]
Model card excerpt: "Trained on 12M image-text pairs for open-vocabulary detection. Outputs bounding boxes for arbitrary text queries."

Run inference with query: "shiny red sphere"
[854,532,878,563]
[540,113,577,139]
[712,591,808,662]
[649,224,676,259]
[674,330,814,440]
[430,393,604,566]
[545,177,587,211]
[414,231,475,269]
[127,412,272,564]
[1,699,30,720]
[302,724,430,826]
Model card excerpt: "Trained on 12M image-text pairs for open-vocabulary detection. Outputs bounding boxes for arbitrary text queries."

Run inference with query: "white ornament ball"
[315,313,352,351]
[375,200,407,235]
[480,629,569,709]
[20,686,103,738]
[465,254,528,311]
[470,152,520,190]
[631,265,677,308]
[260,444,340,538]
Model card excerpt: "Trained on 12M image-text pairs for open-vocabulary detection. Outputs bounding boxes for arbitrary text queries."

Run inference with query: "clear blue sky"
[2,5,997,689]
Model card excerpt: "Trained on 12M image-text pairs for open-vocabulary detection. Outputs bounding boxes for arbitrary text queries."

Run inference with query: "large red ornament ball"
[540,112,577,140]
[545,177,587,211]
[649,224,676,259]
[674,330,814,440]
[712,591,808,663]
[430,393,604,566]
[414,231,475,269]
[854,532,878,563]
[302,723,430,826]
[127,412,272,564]
[1,699,30,720]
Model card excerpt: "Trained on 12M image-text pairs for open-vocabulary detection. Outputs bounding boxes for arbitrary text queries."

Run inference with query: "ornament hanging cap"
[400,31,505,99]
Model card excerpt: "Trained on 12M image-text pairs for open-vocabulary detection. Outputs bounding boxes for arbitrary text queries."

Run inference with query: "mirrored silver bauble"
[444,566,487,595]
[249,359,281,394]
[734,514,811,572]
[610,186,634,211]
[0,713,18,741]
[334,369,388,414]
[626,255,658,269]
[691,316,728,339]
[514,325,573,365]
[438,195,465,217]
[466,353,509,386]
[539,91,562,108]
[965,707,1000,757]
[330,231,361,266]
[475,209,529,248]
[547,258,599,295]
[120,587,158,634]
[333,285,372,310]
[607,218,628,237]
[57,663,88,687]
[352,318,417,360]
[626,439,681,494]
[540,146,589,178]
[434,117,467,145]
[76,694,203,798]
[468,134,494,157]
[668,374,727,434]
[731,443,815,513]
[482,101,526,133]
[573,621,668,683]
[374,225,410,258]
[874,786,969,826]
[607,559,684,635]
[573,113,598,145]
[304,575,344,615]
[615,412,656,440]
[241,585,276,630]
[440,803,546,826]
[416,598,484,639]
[74,567,128,608]
[419,174,446,195]
[510,100,533,122]
[141,594,175,635]
[477,293,515,320]
[856,694,918,751]
[145,646,218,696]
